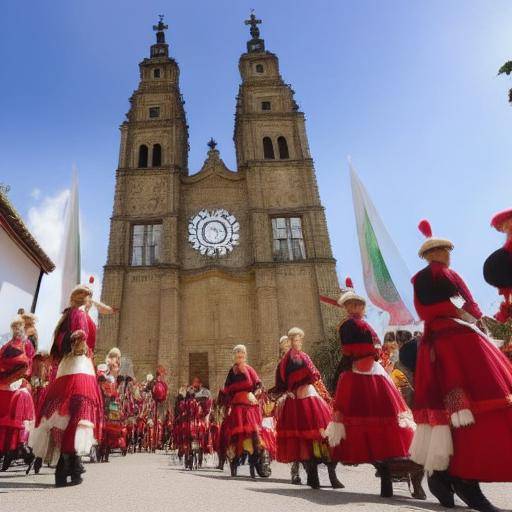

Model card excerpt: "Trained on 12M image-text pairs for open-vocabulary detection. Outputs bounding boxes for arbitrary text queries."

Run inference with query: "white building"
[0,190,54,342]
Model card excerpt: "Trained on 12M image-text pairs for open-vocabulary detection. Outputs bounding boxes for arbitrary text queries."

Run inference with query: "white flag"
[60,168,81,311]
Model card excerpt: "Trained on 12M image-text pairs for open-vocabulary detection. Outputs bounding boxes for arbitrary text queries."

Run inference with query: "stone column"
[158,270,180,393]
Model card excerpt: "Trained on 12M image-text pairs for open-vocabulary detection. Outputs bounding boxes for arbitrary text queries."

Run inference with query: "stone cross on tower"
[153,14,168,44]
[244,11,265,53]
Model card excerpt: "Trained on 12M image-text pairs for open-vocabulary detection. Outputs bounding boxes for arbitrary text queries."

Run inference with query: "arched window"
[153,68,161,78]
[138,144,148,168]
[277,136,289,159]
[263,137,275,159]
[255,64,264,73]
[152,144,162,167]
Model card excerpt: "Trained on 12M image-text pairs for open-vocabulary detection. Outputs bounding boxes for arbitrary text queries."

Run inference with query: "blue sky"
[1,1,511,334]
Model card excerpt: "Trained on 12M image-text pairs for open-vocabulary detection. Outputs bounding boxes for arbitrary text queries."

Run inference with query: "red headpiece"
[491,208,512,232]
[345,277,354,289]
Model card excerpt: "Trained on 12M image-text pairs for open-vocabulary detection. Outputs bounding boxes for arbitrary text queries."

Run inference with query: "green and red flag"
[350,162,416,326]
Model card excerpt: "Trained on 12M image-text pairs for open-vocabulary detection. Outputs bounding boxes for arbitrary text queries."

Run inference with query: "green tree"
[498,61,512,104]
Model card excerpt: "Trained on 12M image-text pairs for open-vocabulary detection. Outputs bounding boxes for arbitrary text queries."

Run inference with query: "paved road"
[0,453,511,512]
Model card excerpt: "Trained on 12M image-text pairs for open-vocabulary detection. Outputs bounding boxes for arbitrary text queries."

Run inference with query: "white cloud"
[27,190,102,352]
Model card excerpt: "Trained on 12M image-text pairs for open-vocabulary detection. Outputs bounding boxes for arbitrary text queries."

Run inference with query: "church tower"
[98,17,187,378]
[234,14,340,380]
[98,15,340,389]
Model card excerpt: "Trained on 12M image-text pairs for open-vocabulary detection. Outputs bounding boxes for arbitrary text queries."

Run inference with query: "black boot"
[230,458,238,477]
[70,455,83,485]
[1,452,13,471]
[34,457,43,474]
[410,469,427,500]
[55,455,69,487]
[216,455,226,471]
[427,471,455,508]
[306,461,320,489]
[452,479,501,512]
[380,465,393,498]
[327,462,344,489]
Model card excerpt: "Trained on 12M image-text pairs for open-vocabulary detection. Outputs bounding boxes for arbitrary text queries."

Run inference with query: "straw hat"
[337,277,366,306]
[418,219,453,258]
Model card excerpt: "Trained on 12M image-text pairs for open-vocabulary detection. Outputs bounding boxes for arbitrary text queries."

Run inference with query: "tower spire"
[244,10,265,53]
[151,14,169,58]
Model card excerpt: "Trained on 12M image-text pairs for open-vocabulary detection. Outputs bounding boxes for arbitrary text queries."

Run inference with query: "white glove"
[323,421,346,447]
[451,409,475,428]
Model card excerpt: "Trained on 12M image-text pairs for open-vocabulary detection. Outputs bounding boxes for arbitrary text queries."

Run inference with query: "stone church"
[97,15,340,391]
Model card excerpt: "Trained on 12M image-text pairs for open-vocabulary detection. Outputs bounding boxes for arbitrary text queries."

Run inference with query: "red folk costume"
[0,318,36,460]
[484,208,512,323]
[274,348,331,463]
[30,284,104,488]
[222,363,263,457]
[410,221,512,483]
[329,306,415,464]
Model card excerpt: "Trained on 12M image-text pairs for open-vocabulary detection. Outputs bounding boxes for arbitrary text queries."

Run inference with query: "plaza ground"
[0,452,510,512]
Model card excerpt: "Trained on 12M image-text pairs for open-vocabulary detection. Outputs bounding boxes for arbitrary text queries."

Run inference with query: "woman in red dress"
[0,316,36,471]
[30,329,103,487]
[410,220,512,512]
[326,280,415,498]
[274,328,333,489]
[221,344,264,477]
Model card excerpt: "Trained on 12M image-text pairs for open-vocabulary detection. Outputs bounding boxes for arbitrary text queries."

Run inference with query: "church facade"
[97,15,340,390]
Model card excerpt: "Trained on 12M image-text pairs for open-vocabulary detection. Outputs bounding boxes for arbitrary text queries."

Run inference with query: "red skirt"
[331,369,414,464]
[0,388,35,451]
[224,403,262,440]
[276,390,331,463]
[414,318,512,481]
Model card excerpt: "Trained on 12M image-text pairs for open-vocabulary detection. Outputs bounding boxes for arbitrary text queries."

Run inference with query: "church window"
[255,64,264,73]
[278,136,290,159]
[261,101,271,111]
[138,145,148,168]
[152,144,162,167]
[272,217,306,261]
[131,224,162,266]
[149,106,160,118]
[153,68,161,78]
[263,137,275,159]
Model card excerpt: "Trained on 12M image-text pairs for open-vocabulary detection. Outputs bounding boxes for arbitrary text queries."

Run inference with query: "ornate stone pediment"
[183,142,242,184]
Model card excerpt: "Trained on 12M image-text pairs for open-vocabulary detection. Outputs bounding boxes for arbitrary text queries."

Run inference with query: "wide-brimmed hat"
[418,219,453,258]
[491,208,512,232]
[337,277,366,306]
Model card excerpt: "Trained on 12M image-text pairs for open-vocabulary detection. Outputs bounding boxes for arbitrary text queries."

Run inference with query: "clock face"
[188,209,240,257]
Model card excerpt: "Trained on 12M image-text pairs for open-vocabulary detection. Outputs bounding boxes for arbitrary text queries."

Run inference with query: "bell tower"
[98,17,187,377]
[234,14,340,380]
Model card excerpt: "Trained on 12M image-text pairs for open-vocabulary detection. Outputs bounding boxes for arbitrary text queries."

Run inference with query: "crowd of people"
[1,209,512,512]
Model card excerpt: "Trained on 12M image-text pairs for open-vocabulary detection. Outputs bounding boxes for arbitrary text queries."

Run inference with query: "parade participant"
[30,330,103,487]
[484,208,512,323]
[410,220,512,512]
[189,377,212,457]
[221,344,264,478]
[98,348,127,461]
[0,317,36,471]
[274,328,337,489]
[325,280,417,498]
[20,312,38,352]
[273,334,302,485]
[28,352,52,473]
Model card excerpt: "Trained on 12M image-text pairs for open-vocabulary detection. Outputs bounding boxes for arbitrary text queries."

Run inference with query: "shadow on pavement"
[249,487,457,510]
[0,480,54,491]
